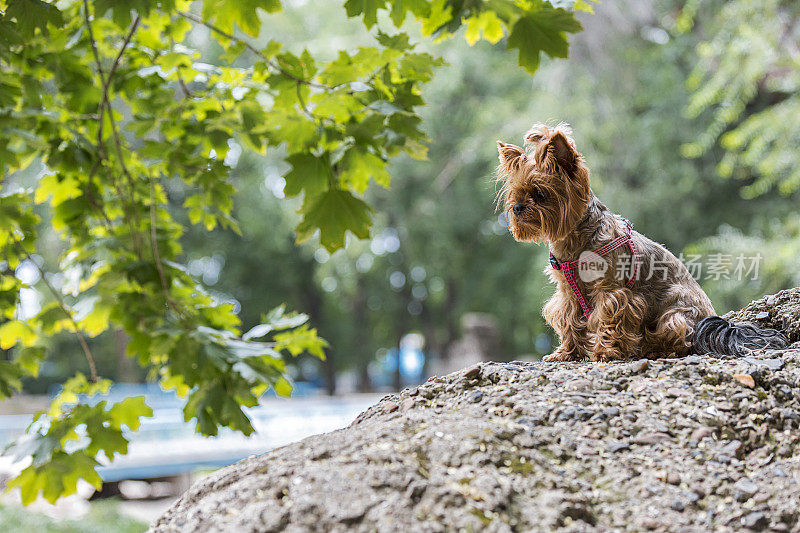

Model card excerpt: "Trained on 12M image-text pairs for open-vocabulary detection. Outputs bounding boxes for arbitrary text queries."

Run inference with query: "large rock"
[152,290,800,532]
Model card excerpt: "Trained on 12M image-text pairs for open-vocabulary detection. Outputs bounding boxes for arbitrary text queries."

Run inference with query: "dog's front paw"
[592,348,627,362]
[543,348,581,362]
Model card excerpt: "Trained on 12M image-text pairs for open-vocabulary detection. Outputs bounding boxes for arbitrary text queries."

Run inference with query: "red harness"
[549,218,639,319]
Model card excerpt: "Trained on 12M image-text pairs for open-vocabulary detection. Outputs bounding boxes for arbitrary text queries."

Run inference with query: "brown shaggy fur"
[497,123,715,361]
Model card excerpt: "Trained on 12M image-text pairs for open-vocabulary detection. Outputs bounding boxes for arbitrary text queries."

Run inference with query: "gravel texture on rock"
[725,288,800,344]
[151,290,800,532]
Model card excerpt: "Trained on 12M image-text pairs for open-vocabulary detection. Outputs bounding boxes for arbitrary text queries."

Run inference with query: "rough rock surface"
[152,289,800,532]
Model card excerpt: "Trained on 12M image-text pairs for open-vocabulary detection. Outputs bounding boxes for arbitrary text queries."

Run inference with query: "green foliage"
[0,0,586,505]
[507,2,582,73]
[680,0,800,198]
[6,374,152,504]
[3,0,63,38]
[296,188,373,251]
[201,0,282,37]
[342,0,584,74]
[673,0,800,308]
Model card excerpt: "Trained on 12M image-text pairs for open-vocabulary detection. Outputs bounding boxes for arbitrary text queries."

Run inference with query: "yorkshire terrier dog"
[496,123,786,362]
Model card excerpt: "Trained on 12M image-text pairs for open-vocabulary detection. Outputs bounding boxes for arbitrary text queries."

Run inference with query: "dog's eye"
[531,188,548,203]
[527,133,544,143]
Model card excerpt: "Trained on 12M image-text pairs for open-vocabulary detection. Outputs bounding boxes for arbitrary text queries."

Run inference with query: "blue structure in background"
[0,383,378,487]
[371,347,426,389]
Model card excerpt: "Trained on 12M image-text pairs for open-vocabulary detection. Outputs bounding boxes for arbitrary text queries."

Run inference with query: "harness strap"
[549,218,639,319]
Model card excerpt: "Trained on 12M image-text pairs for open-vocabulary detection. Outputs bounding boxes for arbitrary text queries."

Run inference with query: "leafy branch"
[10,239,98,382]
[82,0,145,257]
[177,9,340,92]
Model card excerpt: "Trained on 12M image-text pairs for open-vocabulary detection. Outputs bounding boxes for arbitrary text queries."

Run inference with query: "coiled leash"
[548,218,639,319]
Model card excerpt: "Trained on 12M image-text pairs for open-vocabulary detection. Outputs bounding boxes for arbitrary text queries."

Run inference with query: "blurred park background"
[1,0,799,529]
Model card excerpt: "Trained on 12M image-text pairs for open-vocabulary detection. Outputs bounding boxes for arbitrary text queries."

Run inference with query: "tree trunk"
[301,281,334,395]
[323,351,336,396]
[353,280,372,392]
[419,303,439,379]
[393,292,411,392]
[114,329,137,382]
[357,364,372,393]
[441,278,459,362]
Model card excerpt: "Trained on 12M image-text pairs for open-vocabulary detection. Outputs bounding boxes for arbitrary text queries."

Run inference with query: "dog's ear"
[524,124,548,145]
[497,141,525,172]
[544,131,577,170]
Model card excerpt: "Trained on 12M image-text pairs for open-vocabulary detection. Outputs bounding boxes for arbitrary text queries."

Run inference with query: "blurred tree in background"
[677,0,800,309]
[681,0,800,198]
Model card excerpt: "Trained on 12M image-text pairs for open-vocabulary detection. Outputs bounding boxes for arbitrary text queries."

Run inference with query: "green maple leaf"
[86,425,129,461]
[343,0,386,29]
[388,0,430,26]
[9,452,102,505]
[274,324,327,359]
[464,11,505,45]
[57,453,103,497]
[34,174,81,206]
[376,31,413,51]
[0,320,36,350]
[339,148,391,194]
[220,396,255,433]
[282,153,331,197]
[7,465,42,505]
[0,19,23,50]
[507,4,582,74]
[312,91,363,122]
[259,110,317,153]
[295,188,372,252]
[4,0,63,38]
[318,52,360,87]
[201,0,282,37]
[93,0,155,28]
[420,0,452,36]
[108,396,153,431]
[272,376,293,397]
[0,361,24,398]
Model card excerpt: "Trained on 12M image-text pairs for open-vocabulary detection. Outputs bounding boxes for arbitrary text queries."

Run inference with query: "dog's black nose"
[512,203,525,216]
